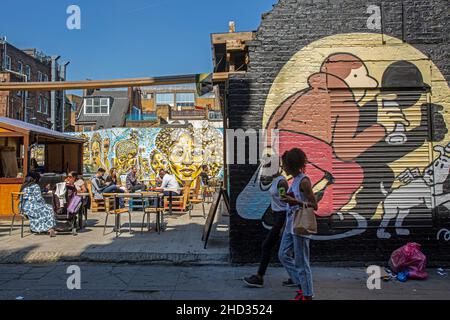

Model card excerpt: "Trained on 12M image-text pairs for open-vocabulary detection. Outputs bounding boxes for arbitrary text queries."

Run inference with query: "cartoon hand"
[376,93,410,134]
[397,168,421,184]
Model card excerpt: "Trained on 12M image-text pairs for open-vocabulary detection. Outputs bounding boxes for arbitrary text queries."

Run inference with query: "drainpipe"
[1,37,6,71]
[51,55,60,131]
[60,61,70,132]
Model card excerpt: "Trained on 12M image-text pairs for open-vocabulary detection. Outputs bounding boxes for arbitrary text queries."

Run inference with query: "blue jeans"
[278,228,314,297]
[102,185,124,208]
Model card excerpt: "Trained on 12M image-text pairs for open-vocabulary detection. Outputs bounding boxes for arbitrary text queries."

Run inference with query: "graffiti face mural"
[73,125,224,186]
[237,33,450,240]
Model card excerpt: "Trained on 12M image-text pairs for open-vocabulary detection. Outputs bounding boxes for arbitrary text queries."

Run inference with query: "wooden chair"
[102,193,132,237]
[189,177,206,218]
[86,181,114,213]
[9,192,28,238]
[140,192,164,234]
[163,184,191,214]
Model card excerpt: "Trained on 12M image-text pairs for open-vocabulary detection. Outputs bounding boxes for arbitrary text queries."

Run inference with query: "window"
[83,126,92,132]
[43,97,49,114]
[38,96,48,114]
[5,55,11,70]
[18,62,23,75]
[84,97,110,115]
[38,71,43,82]
[156,93,174,107]
[43,74,48,82]
[25,65,31,81]
[144,93,153,99]
[208,111,223,120]
[176,92,195,109]
[38,96,43,113]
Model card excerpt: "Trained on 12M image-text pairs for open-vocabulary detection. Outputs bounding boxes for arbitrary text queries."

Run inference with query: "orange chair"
[189,177,206,218]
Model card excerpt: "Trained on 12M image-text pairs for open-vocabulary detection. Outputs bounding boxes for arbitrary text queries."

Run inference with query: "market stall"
[0,117,84,217]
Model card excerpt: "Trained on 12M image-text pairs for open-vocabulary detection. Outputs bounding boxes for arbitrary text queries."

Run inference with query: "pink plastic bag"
[389,243,428,280]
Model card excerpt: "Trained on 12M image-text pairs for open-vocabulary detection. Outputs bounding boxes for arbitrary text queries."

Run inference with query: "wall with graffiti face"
[73,125,224,185]
[228,0,450,263]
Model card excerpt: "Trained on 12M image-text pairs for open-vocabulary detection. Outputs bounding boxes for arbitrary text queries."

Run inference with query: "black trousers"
[258,210,287,276]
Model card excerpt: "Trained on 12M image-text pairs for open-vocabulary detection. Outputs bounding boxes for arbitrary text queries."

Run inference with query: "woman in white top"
[279,148,318,301]
[243,161,290,288]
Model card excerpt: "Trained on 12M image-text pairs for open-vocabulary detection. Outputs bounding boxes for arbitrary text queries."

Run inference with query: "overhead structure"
[0,73,227,92]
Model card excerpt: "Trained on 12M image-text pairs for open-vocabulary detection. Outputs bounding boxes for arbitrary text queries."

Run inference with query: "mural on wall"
[74,124,224,186]
[236,33,450,240]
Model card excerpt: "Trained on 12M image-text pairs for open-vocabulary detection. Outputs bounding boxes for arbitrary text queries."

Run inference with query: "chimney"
[229,21,235,33]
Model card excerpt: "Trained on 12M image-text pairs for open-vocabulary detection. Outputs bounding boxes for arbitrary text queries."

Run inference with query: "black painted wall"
[227,0,450,264]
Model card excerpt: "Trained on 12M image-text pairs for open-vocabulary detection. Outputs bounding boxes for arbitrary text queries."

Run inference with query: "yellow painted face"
[151,152,168,173]
[169,132,203,181]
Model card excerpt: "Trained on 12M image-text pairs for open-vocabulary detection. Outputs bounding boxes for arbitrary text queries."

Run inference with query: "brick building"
[0,38,68,130]
[225,0,450,264]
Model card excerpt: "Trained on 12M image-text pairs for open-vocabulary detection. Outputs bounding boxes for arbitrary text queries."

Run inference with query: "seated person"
[66,171,90,209]
[91,168,124,208]
[106,167,126,191]
[66,171,87,193]
[199,165,210,186]
[158,169,180,196]
[126,166,145,192]
[19,172,57,237]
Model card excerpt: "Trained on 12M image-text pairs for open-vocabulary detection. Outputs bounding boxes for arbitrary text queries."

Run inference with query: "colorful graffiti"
[237,33,450,240]
[73,125,224,185]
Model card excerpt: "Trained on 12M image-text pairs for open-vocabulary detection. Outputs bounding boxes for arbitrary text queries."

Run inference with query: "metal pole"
[51,55,60,131]
[60,61,70,132]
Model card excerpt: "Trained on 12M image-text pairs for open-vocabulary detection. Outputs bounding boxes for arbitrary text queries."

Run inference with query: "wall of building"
[0,43,52,127]
[227,0,450,264]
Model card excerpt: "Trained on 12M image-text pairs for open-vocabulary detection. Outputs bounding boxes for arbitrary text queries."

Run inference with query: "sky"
[0,0,276,82]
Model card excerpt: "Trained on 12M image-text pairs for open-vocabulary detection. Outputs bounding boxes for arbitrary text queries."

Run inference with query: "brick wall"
[227,0,450,264]
[0,43,52,127]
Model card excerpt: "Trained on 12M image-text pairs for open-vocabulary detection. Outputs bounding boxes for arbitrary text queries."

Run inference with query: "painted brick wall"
[227,0,450,264]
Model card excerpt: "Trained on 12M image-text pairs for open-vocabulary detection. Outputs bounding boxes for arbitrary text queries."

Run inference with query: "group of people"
[243,148,318,301]
[90,165,182,201]
[19,171,88,237]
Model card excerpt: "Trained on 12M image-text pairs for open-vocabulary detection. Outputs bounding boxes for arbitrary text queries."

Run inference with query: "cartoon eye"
[354,74,358,78]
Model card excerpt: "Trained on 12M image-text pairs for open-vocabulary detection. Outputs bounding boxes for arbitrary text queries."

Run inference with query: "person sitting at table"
[106,167,126,191]
[19,172,57,237]
[126,166,146,192]
[199,164,210,186]
[66,171,87,193]
[91,168,124,207]
[66,171,89,208]
[158,169,180,196]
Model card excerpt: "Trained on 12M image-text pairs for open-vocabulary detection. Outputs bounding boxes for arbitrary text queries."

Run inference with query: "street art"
[437,229,450,241]
[379,143,450,239]
[236,33,450,240]
[72,125,223,186]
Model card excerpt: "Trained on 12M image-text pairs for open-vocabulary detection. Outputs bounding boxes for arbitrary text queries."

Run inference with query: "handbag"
[68,195,83,215]
[292,203,317,235]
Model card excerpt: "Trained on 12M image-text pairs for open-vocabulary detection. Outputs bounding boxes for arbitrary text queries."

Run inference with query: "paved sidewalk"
[0,263,449,300]
[0,204,229,265]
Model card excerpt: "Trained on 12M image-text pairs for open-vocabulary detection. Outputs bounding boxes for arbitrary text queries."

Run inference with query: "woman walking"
[243,161,292,288]
[279,148,318,300]
[20,172,57,237]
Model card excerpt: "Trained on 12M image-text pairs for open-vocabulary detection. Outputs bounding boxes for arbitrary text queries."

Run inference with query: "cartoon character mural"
[71,125,224,186]
[236,33,450,240]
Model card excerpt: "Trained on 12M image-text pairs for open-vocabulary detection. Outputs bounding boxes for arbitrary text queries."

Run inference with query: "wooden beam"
[0,74,198,91]
[0,73,235,91]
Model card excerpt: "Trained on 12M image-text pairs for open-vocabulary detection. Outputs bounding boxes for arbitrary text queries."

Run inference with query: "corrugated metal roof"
[0,117,84,142]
